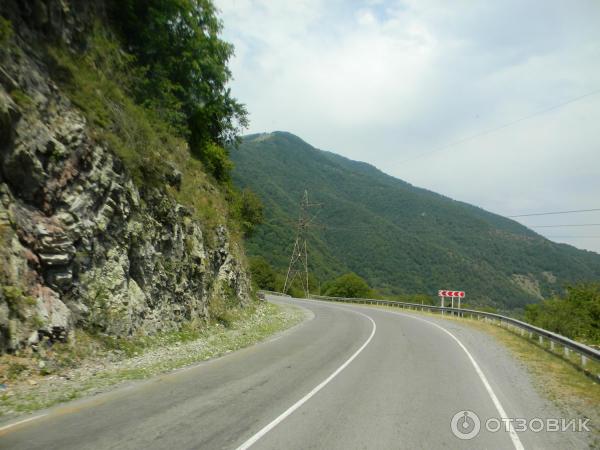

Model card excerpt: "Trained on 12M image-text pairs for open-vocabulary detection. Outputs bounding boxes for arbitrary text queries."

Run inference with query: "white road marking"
[235,309,377,450]
[0,414,47,433]
[370,307,526,450]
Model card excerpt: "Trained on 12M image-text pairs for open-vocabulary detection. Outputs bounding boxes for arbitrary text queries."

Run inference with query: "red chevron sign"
[438,290,465,298]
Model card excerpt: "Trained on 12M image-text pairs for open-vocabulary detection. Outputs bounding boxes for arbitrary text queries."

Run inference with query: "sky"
[215,0,600,254]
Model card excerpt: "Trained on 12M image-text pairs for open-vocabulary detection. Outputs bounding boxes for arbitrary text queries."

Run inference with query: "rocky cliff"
[0,1,251,354]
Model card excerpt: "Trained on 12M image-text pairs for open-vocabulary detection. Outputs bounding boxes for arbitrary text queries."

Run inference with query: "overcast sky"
[215,0,600,254]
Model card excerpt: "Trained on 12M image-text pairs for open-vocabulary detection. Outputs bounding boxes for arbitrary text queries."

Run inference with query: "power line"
[398,88,600,165]
[508,208,600,218]
[544,236,600,238]
[532,224,600,228]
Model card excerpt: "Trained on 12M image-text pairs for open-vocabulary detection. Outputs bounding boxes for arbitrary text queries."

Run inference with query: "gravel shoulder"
[0,301,304,423]
[360,303,599,449]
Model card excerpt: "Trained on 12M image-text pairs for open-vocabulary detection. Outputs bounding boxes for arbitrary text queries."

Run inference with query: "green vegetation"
[48,27,186,187]
[232,188,264,237]
[385,293,437,305]
[1,286,36,319]
[362,300,599,442]
[209,283,241,327]
[248,256,324,298]
[249,256,277,291]
[9,89,33,109]
[44,2,263,238]
[0,227,39,326]
[323,273,372,298]
[109,0,248,174]
[0,302,304,416]
[525,283,600,345]
[456,314,600,442]
[231,132,600,310]
[0,16,12,44]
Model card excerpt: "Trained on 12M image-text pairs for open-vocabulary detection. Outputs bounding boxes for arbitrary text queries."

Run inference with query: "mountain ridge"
[232,131,600,310]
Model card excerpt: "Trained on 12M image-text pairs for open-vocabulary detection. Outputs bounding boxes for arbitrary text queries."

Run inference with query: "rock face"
[0,1,251,353]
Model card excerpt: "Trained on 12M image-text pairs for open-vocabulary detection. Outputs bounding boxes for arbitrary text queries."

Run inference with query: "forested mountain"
[232,132,600,310]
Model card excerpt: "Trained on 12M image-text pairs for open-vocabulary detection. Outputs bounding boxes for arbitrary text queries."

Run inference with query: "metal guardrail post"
[307,294,600,372]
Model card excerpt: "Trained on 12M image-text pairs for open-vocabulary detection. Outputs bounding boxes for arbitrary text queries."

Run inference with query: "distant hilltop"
[232,131,600,311]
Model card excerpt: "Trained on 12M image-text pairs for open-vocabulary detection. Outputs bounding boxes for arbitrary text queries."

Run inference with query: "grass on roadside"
[461,318,600,408]
[0,301,304,417]
[460,316,600,447]
[45,24,232,242]
[360,302,600,444]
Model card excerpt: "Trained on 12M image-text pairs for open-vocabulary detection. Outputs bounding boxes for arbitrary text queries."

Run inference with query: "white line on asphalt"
[0,414,47,433]
[373,308,525,450]
[235,310,377,450]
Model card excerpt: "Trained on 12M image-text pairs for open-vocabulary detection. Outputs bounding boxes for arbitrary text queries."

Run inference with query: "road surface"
[0,295,590,449]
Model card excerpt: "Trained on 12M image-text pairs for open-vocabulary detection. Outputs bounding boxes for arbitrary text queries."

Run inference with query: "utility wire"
[544,236,600,238]
[398,88,600,165]
[508,208,600,218]
[532,224,600,228]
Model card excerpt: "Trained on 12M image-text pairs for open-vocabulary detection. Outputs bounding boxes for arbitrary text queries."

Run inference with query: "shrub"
[249,257,276,291]
[232,189,264,237]
[109,0,248,148]
[524,283,600,345]
[199,142,233,183]
[0,16,12,45]
[324,273,372,298]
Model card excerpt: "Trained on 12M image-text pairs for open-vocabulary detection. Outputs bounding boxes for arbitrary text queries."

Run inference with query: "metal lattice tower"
[283,190,321,297]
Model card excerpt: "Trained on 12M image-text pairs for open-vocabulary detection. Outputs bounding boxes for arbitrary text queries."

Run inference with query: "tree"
[249,257,276,291]
[239,189,264,235]
[111,0,248,166]
[232,188,264,237]
[324,273,372,299]
[524,283,600,345]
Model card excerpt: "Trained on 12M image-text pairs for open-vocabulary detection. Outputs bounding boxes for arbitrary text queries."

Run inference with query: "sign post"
[438,290,465,316]
[438,290,446,314]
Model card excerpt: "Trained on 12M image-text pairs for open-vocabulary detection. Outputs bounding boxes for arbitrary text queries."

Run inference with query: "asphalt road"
[0,296,590,449]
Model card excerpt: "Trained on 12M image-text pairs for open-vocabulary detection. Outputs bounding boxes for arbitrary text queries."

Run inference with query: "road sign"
[438,290,465,298]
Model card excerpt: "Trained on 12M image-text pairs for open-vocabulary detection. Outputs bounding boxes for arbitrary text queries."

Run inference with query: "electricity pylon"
[283,190,321,297]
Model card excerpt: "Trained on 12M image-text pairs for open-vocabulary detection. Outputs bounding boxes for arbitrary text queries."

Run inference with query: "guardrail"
[307,294,600,377]
[257,290,291,299]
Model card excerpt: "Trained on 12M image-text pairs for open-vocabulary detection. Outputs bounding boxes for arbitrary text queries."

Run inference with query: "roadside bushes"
[525,283,600,345]
[323,273,372,298]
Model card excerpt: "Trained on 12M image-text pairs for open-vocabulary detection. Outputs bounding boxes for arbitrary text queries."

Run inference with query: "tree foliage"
[110,0,248,177]
[324,273,372,298]
[525,283,600,345]
[230,188,264,237]
[0,16,12,45]
[231,132,600,310]
[249,256,276,291]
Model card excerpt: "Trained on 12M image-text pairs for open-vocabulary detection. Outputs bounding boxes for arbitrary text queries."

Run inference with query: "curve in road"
[0,295,589,449]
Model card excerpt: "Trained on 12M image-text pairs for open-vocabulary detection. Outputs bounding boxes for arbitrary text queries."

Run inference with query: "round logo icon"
[451,410,481,440]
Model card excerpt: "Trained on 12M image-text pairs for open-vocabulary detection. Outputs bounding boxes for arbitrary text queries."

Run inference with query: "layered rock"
[0,1,251,353]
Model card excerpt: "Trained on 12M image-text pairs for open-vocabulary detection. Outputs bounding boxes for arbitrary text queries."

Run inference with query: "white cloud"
[215,0,600,253]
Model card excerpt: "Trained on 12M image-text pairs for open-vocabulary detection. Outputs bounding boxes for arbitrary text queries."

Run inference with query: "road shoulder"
[0,300,306,425]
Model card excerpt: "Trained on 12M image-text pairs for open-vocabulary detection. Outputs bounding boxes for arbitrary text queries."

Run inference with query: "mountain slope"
[0,1,251,354]
[231,131,600,310]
